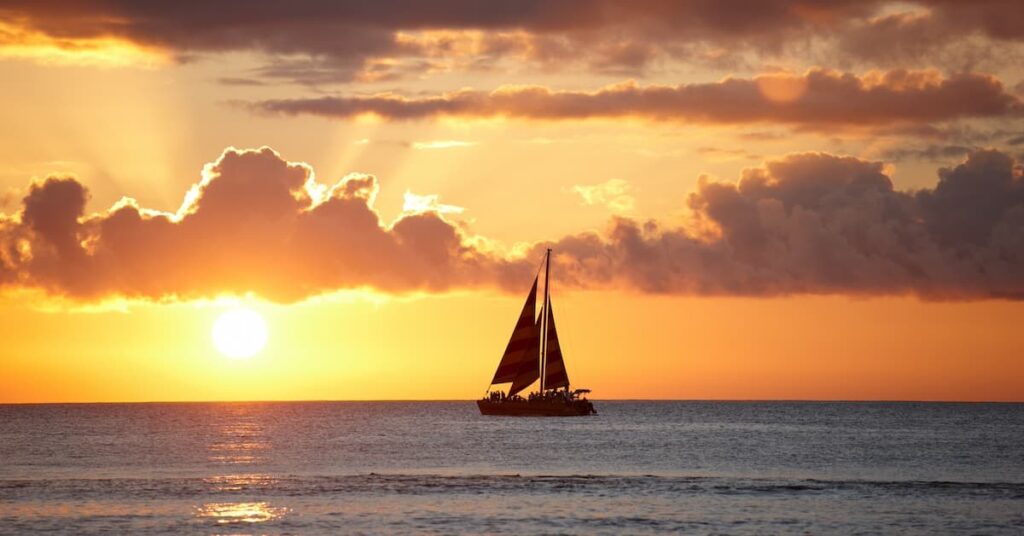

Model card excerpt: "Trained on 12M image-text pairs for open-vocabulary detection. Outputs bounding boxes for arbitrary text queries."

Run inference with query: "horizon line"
[2,398,1021,405]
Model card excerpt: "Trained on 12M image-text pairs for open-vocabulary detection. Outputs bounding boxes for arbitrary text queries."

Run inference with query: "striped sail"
[490,277,540,385]
[508,316,542,396]
[543,300,569,390]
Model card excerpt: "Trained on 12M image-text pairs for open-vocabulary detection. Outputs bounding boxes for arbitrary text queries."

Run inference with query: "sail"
[543,300,569,390]
[508,316,542,396]
[490,277,540,384]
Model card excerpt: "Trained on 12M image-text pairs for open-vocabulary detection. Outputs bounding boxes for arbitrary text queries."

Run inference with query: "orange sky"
[1,1,1023,402]
[2,292,1022,403]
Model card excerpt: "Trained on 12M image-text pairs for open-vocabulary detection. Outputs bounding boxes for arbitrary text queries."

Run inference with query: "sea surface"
[0,401,1021,534]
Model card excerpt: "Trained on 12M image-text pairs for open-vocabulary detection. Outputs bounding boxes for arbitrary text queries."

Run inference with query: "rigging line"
[532,251,550,394]
[541,248,551,392]
[553,264,576,392]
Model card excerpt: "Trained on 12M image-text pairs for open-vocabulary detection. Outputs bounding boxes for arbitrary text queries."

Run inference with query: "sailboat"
[477,249,596,416]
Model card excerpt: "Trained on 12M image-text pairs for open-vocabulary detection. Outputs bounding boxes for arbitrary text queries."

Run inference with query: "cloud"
[835,3,1024,69]
[2,146,1024,303]
[0,2,873,77]
[249,69,1022,128]
[0,147,528,302]
[7,2,1024,80]
[572,179,635,213]
[544,150,1024,299]
[216,77,267,87]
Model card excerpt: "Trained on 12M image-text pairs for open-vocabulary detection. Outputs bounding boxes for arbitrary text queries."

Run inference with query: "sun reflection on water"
[208,407,270,465]
[195,501,289,525]
[195,408,289,528]
[203,473,278,492]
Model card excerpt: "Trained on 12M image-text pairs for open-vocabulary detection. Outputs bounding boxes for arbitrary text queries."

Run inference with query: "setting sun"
[212,308,268,359]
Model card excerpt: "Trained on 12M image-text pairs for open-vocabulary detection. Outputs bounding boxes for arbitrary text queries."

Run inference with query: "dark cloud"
[825,2,1024,72]
[0,1,870,49]
[1,146,1023,303]
[736,131,787,142]
[0,1,863,81]
[839,11,945,66]
[250,70,1022,128]
[925,1,1024,41]
[9,1,1024,81]
[216,77,267,87]
[837,11,1008,71]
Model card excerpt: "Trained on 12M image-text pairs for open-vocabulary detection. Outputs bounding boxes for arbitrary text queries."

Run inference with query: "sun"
[212,308,268,359]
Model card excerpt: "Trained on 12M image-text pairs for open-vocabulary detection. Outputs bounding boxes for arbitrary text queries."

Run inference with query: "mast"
[540,248,551,391]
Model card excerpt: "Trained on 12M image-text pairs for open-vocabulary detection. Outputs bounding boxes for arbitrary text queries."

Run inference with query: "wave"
[3,473,1023,501]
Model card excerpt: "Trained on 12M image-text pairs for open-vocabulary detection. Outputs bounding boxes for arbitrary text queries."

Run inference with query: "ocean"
[0,401,1021,534]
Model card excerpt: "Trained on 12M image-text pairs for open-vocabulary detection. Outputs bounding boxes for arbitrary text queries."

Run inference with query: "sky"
[1,0,1023,402]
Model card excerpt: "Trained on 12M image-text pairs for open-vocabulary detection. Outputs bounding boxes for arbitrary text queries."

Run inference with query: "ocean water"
[0,401,1021,535]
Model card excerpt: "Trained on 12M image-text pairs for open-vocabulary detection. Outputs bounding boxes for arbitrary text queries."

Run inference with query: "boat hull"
[477,399,596,417]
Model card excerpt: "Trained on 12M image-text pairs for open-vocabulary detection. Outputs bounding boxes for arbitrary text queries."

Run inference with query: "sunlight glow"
[402,191,465,215]
[756,73,808,103]
[0,21,168,67]
[212,309,268,359]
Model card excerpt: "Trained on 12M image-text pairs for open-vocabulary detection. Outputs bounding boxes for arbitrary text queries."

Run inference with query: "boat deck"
[477,398,595,416]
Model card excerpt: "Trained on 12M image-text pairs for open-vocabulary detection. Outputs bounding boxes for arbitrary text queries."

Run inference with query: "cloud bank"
[547,150,1024,299]
[5,1,1024,79]
[250,70,1022,128]
[0,147,529,302]
[1,147,1023,303]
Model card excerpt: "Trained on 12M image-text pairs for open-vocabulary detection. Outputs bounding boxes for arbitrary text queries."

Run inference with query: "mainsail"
[490,277,540,385]
[542,300,569,390]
